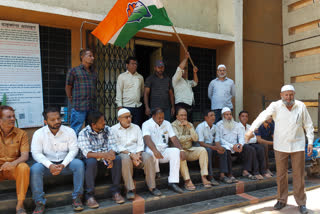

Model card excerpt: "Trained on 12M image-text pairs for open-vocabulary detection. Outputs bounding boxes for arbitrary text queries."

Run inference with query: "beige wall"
[243,0,284,123]
[282,0,320,126]
[14,0,235,35]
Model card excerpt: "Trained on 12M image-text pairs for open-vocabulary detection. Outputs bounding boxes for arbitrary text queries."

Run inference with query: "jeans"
[83,156,122,200]
[70,108,88,135]
[30,159,84,204]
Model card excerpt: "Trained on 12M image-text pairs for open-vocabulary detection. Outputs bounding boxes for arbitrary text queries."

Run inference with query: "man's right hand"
[130,153,142,166]
[153,149,164,159]
[145,107,151,117]
[101,150,116,160]
[245,130,254,143]
[49,164,61,176]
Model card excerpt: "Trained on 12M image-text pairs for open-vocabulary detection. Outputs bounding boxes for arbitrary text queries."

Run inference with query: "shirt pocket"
[7,142,20,157]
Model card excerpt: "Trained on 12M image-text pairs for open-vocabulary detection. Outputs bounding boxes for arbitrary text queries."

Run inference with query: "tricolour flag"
[92,0,173,48]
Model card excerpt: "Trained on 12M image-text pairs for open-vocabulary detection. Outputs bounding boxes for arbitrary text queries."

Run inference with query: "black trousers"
[83,156,122,200]
[205,147,218,177]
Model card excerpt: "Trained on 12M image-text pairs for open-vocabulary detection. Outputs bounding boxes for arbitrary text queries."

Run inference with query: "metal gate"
[87,32,135,126]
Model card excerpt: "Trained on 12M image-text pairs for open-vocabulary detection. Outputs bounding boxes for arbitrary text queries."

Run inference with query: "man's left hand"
[180,150,186,161]
[0,162,16,171]
[307,144,313,157]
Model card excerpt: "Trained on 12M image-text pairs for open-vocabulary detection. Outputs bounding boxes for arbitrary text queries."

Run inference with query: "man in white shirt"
[208,64,235,123]
[116,57,144,127]
[30,106,84,214]
[142,108,186,193]
[196,109,225,186]
[112,108,161,200]
[217,107,257,184]
[238,110,271,180]
[245,85,314,214]
[172,52,198,122]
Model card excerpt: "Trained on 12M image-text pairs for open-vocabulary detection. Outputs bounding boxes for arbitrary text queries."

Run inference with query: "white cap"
[117,108,130,117]
[221,107,231,114]
[217,64,226,70]
[281,85,295,92]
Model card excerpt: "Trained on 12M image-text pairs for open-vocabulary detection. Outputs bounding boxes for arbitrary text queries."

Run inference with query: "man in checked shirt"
[77,111,124,208]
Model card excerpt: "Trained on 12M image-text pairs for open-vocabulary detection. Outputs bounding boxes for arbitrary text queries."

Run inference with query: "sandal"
[16,208,27,214]
[242,173,256,180]
[203,182,212,188]
[184,183,196,191]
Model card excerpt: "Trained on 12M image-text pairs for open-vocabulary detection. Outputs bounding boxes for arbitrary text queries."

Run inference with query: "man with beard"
[142,108,186,193]
[111,108,161,199]
[217,107,257,184]
[0,106,29,214]
[77,111,124,207]
[31,106,84,214]
[208,64,235,123]
[66,49,97,135]
[245,85,314,214]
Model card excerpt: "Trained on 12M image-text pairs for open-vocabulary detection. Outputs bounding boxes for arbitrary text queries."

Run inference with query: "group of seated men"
[0,105,274,214]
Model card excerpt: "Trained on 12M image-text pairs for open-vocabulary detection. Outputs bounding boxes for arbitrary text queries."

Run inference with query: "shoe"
[220,176,232,184]
[210,178,220,186]
[254,174,264,180]
[273,201,286,210]
[126,190,135,200]
[299,205,308,214]
[242,173,256,180]
[16,208,27,214]
[113,193,125,204]
[86,197,99,209]
[168,183,183,194]
[150,188,162,196]
[156,172,161,179]
[72,195,84,211]
[32,202,45,214]
[230,176,239,183]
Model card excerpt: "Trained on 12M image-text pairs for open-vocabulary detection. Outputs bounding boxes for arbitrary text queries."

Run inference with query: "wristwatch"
[127,152,131,156]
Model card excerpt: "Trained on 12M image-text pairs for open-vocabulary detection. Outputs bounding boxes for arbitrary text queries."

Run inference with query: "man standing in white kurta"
[245,85,314,214]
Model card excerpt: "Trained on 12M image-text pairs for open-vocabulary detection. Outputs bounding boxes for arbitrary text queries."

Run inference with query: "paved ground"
[217,187,320,214]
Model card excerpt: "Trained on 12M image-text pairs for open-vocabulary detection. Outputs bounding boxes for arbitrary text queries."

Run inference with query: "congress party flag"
[92,0,173,48]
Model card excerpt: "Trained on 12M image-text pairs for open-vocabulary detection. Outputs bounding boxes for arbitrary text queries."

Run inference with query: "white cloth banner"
[0,20,43,128]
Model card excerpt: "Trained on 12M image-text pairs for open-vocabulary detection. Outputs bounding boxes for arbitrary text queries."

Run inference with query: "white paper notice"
[0,20,43,128]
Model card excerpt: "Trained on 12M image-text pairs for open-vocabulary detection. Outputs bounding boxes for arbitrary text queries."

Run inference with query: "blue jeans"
[70,108,88,135]
[30,159,84,204]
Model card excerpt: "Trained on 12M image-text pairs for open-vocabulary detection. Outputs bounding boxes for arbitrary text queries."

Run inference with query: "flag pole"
[171,26,196,68]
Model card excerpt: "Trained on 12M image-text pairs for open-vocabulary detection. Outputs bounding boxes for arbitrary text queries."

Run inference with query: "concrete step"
[38,173,282,214]
[0,160,277,214]
[147,176,320,214]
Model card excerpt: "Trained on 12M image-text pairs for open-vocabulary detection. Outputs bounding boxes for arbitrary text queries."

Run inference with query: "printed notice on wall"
[0,20,43,128]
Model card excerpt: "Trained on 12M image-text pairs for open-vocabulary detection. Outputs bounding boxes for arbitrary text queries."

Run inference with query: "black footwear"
[72,195,84,211]
[299,205,308,214]
[273,201,286,210]
[126,190,135,200]
[150,188,162,196]
[168,183,183,194]
[33,202,45,214]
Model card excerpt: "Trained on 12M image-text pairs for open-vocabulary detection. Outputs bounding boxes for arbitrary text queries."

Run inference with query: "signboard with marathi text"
[0,20,43,128]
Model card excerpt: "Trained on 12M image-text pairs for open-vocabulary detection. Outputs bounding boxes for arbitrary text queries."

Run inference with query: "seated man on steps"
[112,108,161,200]
[172,107,211,190]
[196,109,225,186]
[31,106,84,214]
[0,105,30,214]
[142,108,186,194]
[238,110,272,179]
[78,111,124,208]
[216,107,258,184]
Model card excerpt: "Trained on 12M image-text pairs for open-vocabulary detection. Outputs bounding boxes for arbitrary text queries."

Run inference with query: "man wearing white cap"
[245,85,314,214]
[217,107,257,184]
[111,108,161,200]
[208,64,235,124]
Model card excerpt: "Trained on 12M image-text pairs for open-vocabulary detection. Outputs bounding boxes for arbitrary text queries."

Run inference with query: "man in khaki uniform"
[0,105,29,214]
[172,107,211,190]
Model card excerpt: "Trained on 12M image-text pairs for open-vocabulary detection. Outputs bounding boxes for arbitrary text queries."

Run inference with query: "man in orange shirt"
[0,105,30,214]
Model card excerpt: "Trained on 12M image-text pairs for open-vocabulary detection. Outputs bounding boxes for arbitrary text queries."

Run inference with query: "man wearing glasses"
[112,108,161,200]
[142,108,186,193]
